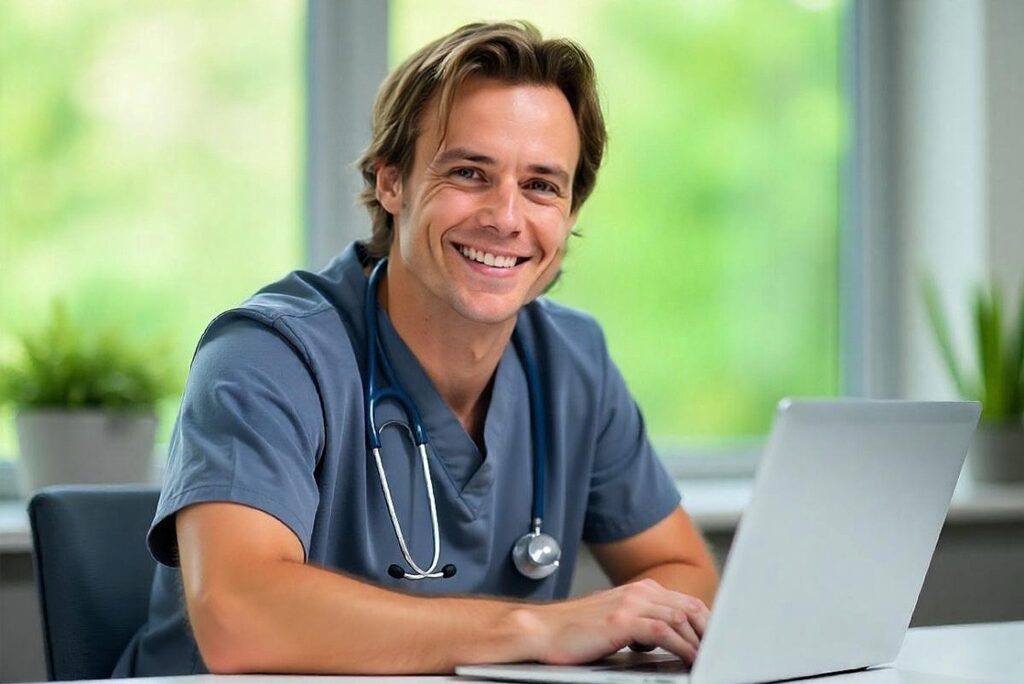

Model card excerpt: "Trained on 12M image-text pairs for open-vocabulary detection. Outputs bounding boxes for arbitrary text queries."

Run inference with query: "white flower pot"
[15,409,157,496]
[968,423,1024,483]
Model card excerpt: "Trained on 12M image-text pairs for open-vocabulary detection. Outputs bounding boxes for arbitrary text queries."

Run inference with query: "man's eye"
[527,179,557,194]
[452,168,480,181]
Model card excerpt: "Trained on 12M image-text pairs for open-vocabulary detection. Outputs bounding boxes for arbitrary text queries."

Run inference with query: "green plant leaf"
[974,287,994,419]
[0,301,180,410]
[1007,279,1024,416]
[921,274,972,399]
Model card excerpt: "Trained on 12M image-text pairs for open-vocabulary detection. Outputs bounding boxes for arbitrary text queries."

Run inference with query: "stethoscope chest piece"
[512,524,562,580]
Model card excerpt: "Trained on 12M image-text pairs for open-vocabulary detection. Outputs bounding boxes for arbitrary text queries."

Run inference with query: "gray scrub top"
[114,242,681,676]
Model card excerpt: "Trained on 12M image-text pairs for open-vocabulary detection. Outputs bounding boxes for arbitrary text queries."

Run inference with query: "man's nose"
[478,179,523,235]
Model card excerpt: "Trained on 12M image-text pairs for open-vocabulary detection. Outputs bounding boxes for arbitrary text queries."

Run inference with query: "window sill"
[0,502,31,553]
[679,474,1024,534]
[3,473,1023,554]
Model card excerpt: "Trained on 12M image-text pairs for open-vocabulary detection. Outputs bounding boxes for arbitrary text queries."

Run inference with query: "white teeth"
[459,245,519,269]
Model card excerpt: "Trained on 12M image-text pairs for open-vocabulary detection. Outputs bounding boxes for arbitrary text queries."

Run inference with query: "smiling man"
[114,21,718,677]
[374,75,580,445]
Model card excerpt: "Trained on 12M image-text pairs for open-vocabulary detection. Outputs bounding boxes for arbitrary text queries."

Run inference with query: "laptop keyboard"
[596,659,691,674]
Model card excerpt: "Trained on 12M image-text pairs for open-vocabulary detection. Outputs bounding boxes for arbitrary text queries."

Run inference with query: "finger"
[690,602,710,638]
[673,616,701,652]
[653,593,709,639]
[642,585,703,617]
[636,604,701,651]
[621,584,708,649]
[633,618,698,664]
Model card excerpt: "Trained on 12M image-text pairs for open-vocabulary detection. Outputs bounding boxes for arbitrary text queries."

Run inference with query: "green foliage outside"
[0,0,303,457]
[392,0,844,438]
[1,0,842,459]
[0,302,180,409]
[922,276,1024,424]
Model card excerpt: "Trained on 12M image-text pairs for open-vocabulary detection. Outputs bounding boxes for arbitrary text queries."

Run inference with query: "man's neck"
[378,262,514,446]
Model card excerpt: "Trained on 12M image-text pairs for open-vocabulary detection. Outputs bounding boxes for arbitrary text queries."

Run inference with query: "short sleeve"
[148,316,325,566]
[582,334,681,543]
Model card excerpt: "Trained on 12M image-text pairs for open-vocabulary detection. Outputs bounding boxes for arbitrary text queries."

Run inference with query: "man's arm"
[178,502,712,674]
[590,507,719,605]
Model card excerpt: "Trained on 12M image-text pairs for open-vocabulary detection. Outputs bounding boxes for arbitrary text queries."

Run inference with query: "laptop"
[457,399,980,684]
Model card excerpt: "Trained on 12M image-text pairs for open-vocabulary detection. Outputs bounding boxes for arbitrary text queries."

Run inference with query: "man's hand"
[512,506,720,667]
[513,579,710,666]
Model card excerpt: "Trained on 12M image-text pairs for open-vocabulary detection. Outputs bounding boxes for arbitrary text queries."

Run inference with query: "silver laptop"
[457,399,980,684]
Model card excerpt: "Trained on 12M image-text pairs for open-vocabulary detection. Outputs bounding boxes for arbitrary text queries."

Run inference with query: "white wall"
[894,0,1024,401]
[985,1,1024,297]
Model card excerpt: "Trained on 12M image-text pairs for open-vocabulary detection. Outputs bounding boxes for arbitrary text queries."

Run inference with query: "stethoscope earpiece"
[364,257,558,582]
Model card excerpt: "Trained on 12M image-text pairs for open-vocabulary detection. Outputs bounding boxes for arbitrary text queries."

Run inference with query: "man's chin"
[453,296,525,328]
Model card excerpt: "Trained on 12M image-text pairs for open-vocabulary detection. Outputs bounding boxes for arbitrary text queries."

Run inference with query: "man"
[115,21,718,676]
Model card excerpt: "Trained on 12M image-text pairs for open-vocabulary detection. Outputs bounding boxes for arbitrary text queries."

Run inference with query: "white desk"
[21,621,1022,684]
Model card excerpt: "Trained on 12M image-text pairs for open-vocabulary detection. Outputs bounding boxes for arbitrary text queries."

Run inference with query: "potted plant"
[922,276,1024,482]
[0,303,178,496]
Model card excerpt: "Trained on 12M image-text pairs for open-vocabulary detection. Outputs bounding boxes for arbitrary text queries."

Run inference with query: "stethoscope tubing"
[362,256,558,580]
[364,259,428,449]
[370,439,441,578]
[512,331,546,529]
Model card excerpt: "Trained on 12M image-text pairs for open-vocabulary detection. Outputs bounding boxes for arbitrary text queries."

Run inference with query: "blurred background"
[3,1,1023,462]
[2,1,1024,681]
[0,0,844,462]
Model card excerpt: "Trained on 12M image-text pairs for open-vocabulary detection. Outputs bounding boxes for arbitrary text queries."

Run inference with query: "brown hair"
[356,20,607,259]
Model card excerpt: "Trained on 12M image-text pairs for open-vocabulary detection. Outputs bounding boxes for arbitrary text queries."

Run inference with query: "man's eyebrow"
[527,163,570,187]
[434,147,497,166]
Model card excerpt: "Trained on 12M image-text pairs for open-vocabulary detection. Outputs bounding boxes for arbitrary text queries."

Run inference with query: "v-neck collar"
[332,243,529,516]
[371,289,523,515]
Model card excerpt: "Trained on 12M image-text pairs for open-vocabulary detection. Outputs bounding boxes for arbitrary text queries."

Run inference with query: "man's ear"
[375,163,402,215]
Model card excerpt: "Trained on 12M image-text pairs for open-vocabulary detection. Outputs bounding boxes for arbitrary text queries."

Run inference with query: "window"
[390,0,845,442]
[2,0,846,462]
[0,0,304,458]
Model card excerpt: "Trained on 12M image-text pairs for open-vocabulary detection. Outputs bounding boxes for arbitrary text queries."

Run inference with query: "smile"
[455,244,528,269]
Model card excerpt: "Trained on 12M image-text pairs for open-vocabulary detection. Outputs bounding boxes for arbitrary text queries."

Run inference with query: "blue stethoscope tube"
[363,257,561,580]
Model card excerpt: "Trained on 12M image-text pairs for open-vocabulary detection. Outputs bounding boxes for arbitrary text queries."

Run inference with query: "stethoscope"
[363,257,561,581]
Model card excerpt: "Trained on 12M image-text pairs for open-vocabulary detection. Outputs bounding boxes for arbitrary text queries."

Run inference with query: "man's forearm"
[190,559,539,674]
[179,499,718,674]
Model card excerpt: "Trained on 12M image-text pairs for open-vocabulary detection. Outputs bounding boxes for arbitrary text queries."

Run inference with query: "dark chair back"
[28,484,160,681]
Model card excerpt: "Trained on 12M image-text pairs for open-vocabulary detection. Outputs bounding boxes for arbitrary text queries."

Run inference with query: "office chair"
[28,484,161,681]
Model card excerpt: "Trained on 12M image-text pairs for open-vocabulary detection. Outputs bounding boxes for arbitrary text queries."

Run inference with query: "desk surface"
[29,621,1024,684]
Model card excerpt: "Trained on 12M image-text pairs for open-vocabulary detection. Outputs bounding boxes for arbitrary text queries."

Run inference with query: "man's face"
[377,76,580,326]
